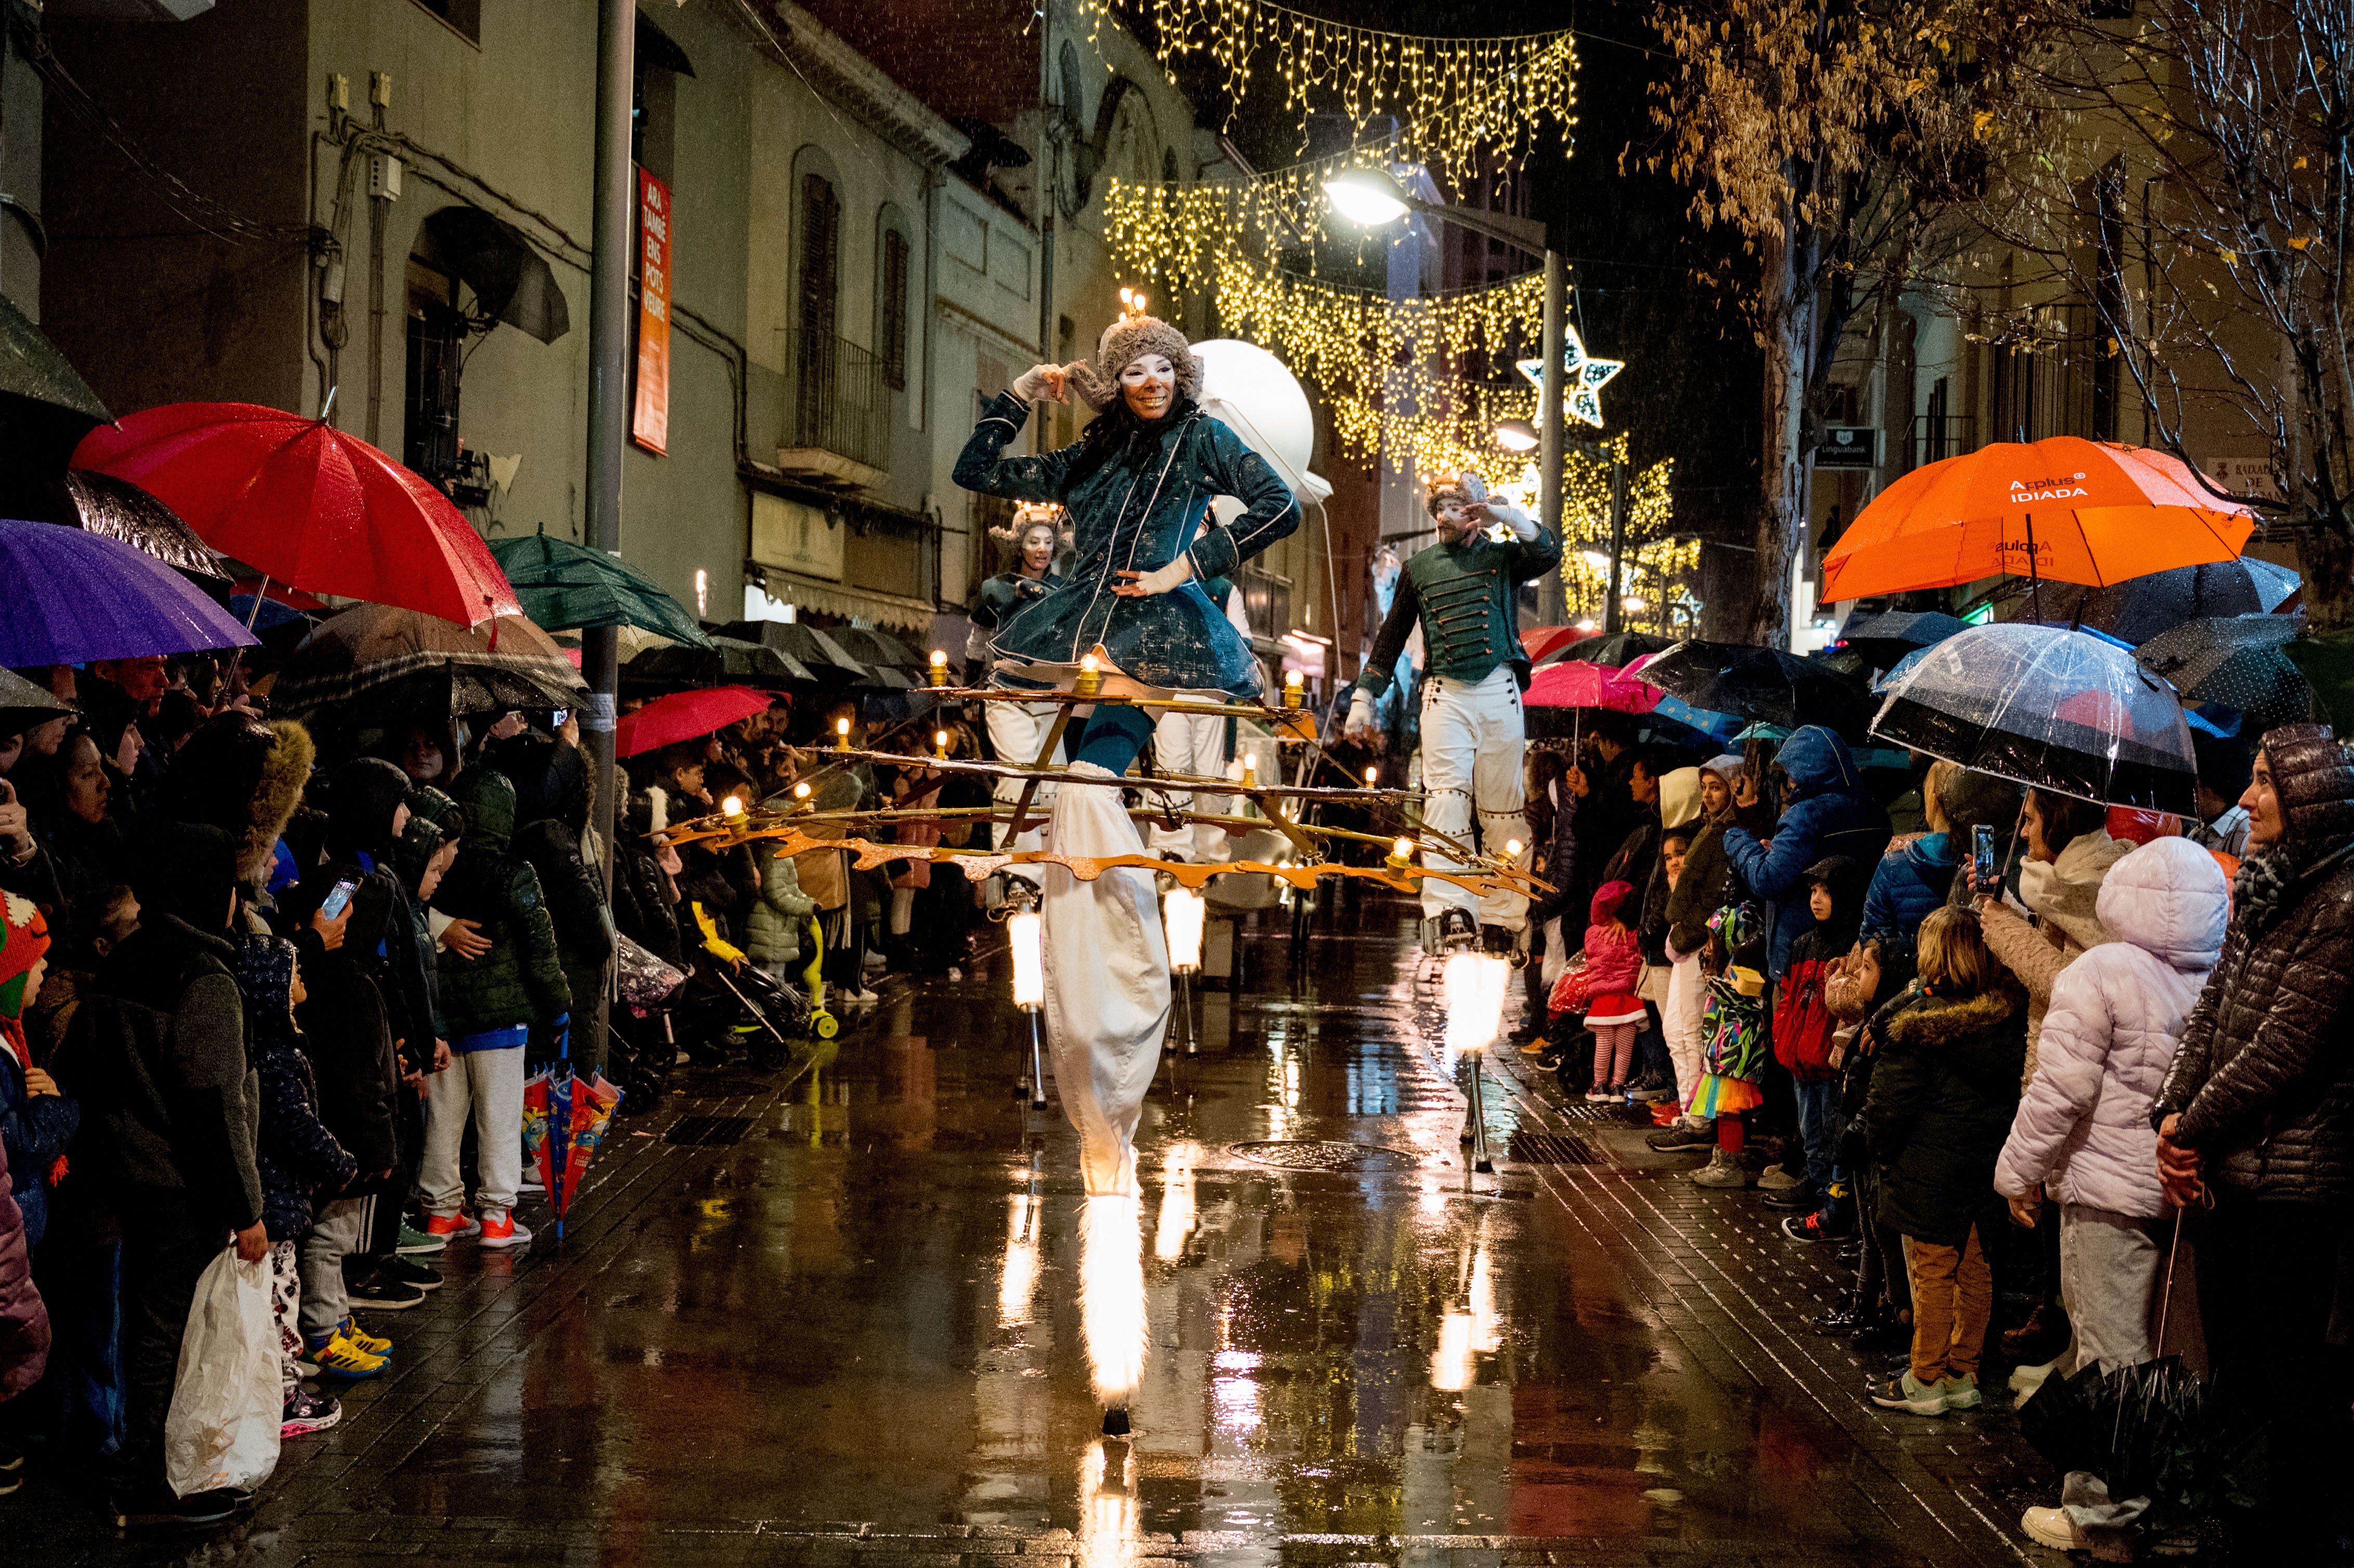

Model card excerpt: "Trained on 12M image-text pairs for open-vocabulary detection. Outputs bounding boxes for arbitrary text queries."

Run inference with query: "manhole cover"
[1228,1140,1417,1171]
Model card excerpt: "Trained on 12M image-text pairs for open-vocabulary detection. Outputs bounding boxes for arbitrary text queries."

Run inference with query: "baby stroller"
[691,901,840,1063]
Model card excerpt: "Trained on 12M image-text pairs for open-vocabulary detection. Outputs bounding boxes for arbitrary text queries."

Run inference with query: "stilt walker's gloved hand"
[1344,689,1376,740]
[1472,495,1539,541]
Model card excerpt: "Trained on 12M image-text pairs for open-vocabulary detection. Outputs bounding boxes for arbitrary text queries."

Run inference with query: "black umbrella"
[827,626,928,689]
[2008,560,2302,644]
[2136,616,2320,729]
[0,667,70,739]
[48,468,223,583]
[0,290,110,514]
[1638,640,1872,732]
[1835,609,1970,673]
[717,620,873,685]
[626,635,808,690]
[417,206,572,345]
[1549,630,1671,668]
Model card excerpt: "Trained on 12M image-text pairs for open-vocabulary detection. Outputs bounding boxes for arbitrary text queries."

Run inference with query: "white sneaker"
[2020,1505,2087,1551]
[2008,1358,2058,1401]
[851,987,880,1006]
[946,966,963,982]
[1757,1165,1804,1192]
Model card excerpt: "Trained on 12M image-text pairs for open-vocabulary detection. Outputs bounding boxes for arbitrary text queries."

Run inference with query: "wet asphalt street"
[7,894,2058,1567]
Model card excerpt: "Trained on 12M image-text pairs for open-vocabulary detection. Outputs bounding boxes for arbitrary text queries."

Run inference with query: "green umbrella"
[488,532,710,647]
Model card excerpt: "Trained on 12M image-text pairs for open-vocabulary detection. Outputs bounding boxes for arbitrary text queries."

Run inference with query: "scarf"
[2233,836,2354,941]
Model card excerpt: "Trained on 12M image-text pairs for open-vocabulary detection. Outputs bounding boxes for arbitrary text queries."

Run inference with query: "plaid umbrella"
[2135,615,2319,729]
[270,602,584,714]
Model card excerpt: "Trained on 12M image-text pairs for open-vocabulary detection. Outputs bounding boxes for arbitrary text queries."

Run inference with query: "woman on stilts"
[953,301,1298,1433]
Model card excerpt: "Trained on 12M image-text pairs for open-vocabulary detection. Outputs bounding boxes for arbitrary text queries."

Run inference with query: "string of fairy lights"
[1073,0,1578,183]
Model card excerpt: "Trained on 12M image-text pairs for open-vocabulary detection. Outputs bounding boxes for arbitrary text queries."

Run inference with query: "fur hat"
[1063,314,1201,412]
[2261,724,2354,845]
[166,714,316,885]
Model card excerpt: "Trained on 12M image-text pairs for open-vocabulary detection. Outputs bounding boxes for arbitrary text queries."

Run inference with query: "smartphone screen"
[1973,824,1997,885]
[320,877,360,920]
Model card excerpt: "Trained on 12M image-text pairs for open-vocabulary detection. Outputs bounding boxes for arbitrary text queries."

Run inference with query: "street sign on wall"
[633,170,672,454]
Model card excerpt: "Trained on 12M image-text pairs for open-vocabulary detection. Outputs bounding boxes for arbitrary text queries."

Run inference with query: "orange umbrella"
[1820,437,2258,603]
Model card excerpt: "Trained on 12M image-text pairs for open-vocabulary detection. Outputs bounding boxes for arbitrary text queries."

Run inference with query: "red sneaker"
[479,1210,534,1249]
[422,1210,480,1240]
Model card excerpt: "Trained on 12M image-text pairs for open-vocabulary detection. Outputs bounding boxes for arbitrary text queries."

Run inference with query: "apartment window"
[880,228,909,391]
[410,0,480,44]
[799,175,840,340]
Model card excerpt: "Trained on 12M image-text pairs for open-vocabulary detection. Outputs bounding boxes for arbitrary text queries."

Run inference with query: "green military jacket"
[1355,524,1563,698]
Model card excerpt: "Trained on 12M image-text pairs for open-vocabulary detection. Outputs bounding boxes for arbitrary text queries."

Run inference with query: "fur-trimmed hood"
[1884,983,2025,1050]
[165,714,315,883]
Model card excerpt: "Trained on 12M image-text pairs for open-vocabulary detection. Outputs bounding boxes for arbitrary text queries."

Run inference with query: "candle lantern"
[1006,891,1050,1108]
[1074,653,1104,699]
[1162,885,1206,1056]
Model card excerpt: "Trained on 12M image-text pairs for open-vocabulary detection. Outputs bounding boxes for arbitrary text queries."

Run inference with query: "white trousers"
[986,699,1066,884]
[1664,954,1707,1110]
[422,1044,526,1219]
[1148,708,1229,862]
[1417,666,1532,931]
[1043,761,1169,1197]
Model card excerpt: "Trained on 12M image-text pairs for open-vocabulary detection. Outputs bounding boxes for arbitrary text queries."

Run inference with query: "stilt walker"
[952,295,1300,1431]
[1345,473,1560,955]
[970,508,1067,887]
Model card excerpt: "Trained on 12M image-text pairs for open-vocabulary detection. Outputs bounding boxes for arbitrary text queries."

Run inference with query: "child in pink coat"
[1584,880,1646,1101]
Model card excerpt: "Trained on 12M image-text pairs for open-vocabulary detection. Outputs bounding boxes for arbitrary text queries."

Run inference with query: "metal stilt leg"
[1466,1055,1493,1174]
[1179,973,1197,1056]
[1027,1009,1050,1109]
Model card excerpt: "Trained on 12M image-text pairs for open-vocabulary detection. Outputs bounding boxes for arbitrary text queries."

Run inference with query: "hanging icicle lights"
[1075,0,1578,183]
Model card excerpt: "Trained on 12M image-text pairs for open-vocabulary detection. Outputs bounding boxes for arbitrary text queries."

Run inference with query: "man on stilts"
[1346,473,1560,955]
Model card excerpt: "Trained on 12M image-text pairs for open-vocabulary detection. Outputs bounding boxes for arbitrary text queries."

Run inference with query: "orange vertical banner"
[632,170,672,454]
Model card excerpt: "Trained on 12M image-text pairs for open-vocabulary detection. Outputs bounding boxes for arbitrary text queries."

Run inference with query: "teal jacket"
[435,769,571,1036]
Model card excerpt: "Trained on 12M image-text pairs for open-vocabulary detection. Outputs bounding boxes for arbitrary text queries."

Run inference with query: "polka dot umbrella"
[2134,615,2320,731]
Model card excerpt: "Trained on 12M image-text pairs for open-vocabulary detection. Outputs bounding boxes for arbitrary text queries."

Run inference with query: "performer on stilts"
[954,301,1298,1434]
[968,507,1067,886]
[1344,472,1561,956]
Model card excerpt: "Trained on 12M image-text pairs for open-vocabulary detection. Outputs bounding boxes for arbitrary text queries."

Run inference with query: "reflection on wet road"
[19,897,2046,1566]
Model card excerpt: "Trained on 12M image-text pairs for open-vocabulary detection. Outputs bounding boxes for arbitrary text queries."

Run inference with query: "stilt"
[1027,1009,1050,1109]
[1466,1054,1494,1174]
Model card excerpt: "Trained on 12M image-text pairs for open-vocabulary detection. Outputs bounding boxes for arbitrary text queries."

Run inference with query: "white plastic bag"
[163,1247,282,1497]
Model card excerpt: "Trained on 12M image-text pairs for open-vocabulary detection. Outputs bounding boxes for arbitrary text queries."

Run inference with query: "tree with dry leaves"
[1964,0,2354,617]
[1647,0,2052,645]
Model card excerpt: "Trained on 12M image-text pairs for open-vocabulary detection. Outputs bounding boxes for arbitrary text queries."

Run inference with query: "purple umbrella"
[0,516,258,665]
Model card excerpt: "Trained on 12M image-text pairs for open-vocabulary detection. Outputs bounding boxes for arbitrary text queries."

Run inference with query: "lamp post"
[1324,166,1564,592]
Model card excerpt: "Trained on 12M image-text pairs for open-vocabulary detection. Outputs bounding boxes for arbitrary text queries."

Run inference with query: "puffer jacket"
[2152,836,2354,1199]
[1580,880,1645,998]
[0,1137,47,1399]
[435,769,571,1036]
[1860,832,1958,965]
[744,842,816,969]
[233,935,356,1244]
[1865,981,2029,1246]
[1981,830,2131,1087]
[498,736,617,1023]
[1722,727,1893,976]
[1995,838,2228,1218]
[0,1044,76,1249]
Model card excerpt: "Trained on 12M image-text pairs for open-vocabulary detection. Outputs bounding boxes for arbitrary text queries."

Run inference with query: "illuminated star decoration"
[1515,324,1626,429]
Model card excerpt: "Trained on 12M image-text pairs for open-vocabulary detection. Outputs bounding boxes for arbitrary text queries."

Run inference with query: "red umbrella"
[72,402,520,628]
[615,685,773,758]
[1525,659,1659,714]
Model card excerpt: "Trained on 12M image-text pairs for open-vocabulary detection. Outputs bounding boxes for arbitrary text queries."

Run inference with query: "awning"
[748,566,938,636]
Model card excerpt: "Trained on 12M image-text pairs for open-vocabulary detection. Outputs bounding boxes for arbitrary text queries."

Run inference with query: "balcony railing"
[788,327,893,473]
[1907,413,1980,474]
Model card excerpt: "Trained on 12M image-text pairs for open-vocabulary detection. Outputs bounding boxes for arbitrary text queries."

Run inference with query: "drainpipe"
[1034,3,1054,454]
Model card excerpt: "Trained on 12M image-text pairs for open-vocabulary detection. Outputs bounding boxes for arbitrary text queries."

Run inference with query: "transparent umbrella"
[1870,622,2196,812]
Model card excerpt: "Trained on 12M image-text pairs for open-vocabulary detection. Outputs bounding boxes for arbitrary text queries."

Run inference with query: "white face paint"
[1119,354,1176,422]
[1019,524,1057,575]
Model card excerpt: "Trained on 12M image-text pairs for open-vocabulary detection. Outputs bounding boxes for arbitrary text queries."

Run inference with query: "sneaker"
[1626,1084,1675,1103]
[2001,1300,2071,1365]
[345,1272,427,1311]
[1761,1186,1817,1212]
[1756,1165,1805,1192]
[395,1221,447,1255]
[1647,1119,1717,1152]
[2020,1505,2087,1551]
[1782,1211,1852,1244]
[337,1316,392,1357]
[479,1210,533,1249]
[1519,1037,1551,1057]
[110,1486,247,1528]
[305,1329,388,1379]
[849,987,880,1007]
[380,1255,441,1291]
[1867,1370,1948,1416]
[1584,1088,1619,1103]
[281,1387,343,1439]
[1940,1373,1983,1410]
[421,1210,480,1242]
[1689,1148,1752,1188]
[2008,1358,2058,1396]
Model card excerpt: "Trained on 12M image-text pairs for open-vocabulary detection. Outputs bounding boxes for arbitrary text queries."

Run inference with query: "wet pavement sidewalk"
[7,896,2059,1566]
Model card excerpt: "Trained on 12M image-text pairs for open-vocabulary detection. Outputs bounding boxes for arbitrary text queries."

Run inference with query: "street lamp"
[1324,164,1567,621]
